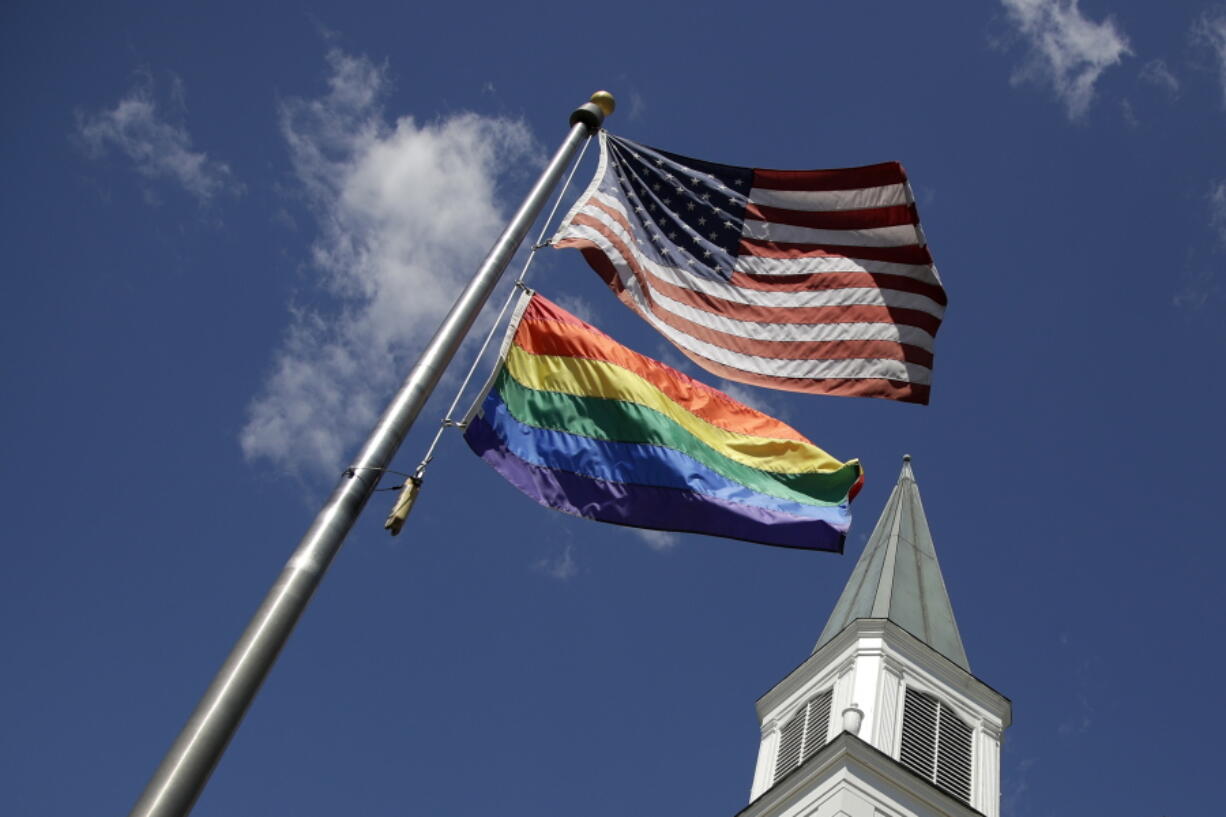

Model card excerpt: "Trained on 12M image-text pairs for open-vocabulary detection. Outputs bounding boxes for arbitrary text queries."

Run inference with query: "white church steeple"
[744,457,1011,817]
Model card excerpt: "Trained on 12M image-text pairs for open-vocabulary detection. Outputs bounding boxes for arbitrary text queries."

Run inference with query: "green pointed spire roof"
[814,455,970,671]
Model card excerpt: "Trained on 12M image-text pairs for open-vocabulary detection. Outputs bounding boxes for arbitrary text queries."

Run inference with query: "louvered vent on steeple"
[772,689,832,783]
[899,687,973,804]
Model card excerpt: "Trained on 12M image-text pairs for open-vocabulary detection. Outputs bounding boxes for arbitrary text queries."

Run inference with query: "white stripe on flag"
[741,219,923,248]
[733,254,937,280]
[747,183,909,212]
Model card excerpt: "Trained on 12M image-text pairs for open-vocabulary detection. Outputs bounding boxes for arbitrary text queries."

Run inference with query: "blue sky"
[3,1,1224,814]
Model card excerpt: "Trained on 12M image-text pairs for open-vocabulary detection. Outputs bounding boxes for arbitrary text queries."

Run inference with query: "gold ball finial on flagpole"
[590,91,616,117]
[570,91,616,131]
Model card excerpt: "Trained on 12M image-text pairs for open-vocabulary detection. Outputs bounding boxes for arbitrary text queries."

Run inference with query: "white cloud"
[652,341,696,374]
[1055,637,1096,738]
[1172,266,1216,309]
[533,543,578,580]
[1173,180,1226,309]
[627,90,647,122]
[75,72,240,203]
[1057,704,1092,736]
[548,293,600,325]
[1139,58,1180,97]
[1195,9,1226,107]
[634,529,680,552]
[240,49,537,474]
[718,380,791,421]
[999,0,1132,119]
[1210,179,1226,245]
[1001,756,1038,816]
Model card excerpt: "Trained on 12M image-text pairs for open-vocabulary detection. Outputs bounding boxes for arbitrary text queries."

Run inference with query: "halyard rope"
[407,134,593,481]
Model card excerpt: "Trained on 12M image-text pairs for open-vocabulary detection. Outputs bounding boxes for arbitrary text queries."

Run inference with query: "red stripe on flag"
[584,198,638,245]
[752,162,907,192]
[552,238,634,300]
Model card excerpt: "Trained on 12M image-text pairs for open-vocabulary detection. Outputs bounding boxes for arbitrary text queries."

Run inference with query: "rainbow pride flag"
[462,291,863,551]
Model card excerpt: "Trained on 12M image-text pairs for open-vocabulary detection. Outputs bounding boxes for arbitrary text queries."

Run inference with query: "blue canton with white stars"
[602,134,752,282]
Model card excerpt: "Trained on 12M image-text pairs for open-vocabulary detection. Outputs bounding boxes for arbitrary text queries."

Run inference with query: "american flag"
[552,132,946,404]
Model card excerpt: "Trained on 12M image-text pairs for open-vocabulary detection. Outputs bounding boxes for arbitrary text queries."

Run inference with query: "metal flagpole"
[128,91,615,817]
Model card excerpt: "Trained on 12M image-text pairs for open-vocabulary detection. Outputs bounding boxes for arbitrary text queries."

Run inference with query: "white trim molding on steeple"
[738,732,985,817]
[744,457,1012,817]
